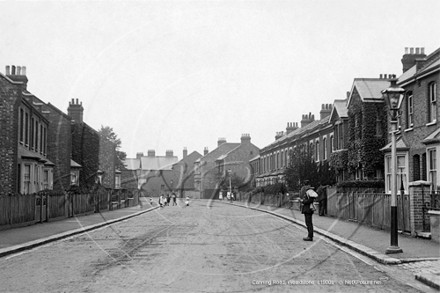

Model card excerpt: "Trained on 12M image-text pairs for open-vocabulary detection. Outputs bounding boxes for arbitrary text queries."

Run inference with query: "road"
[0,199,433,292]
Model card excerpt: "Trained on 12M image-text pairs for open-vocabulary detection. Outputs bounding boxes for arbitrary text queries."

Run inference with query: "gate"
[35,193,48,223]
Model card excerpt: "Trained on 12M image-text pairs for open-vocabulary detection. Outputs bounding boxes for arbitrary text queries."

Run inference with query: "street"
[0,199,432,293]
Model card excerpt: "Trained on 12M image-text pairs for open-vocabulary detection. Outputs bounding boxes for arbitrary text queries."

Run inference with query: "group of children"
[152,193,190,207]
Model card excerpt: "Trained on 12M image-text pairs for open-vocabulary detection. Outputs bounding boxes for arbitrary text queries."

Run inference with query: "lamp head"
[382,80,405,119]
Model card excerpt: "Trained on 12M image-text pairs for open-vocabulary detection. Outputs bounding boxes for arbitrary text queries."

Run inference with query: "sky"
[1,0,439,160]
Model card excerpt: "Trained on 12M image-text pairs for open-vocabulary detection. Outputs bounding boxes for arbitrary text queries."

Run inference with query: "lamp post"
[228,169,232,202]
[382,79,405,254]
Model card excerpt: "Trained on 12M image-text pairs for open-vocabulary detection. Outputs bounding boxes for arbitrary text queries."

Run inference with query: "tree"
[98,126,127,171]
[285,146,319,191]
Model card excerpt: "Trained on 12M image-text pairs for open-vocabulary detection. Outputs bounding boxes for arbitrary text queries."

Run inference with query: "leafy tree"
[285,146,324,191]
[219,172,250,191]
[98,125,127,170]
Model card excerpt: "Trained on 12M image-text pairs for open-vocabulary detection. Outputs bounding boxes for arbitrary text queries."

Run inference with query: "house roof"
[422,128,440,145]
[140,156,178,171]
[18,147,54,165]
[380,136,409,152]
[330,99,348,120]
[124,158,140,170]
[261,115,329,151]
[349,78,390,104]
[200,143,240,161]
[71,159,82,168]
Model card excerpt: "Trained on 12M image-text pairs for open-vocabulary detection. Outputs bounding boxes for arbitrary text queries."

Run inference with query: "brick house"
[169,148,202,196]
[122,150,179,197]
[381,47,440,192]
[328,98,349,182]
[194,135,259,199]
[256,105,333,187]
[68,99,117,190]
[0,66,54,195]
[345,76,391,181]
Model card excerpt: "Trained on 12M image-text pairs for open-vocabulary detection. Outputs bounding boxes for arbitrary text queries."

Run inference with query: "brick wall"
[409,182,433,236]
[42,104,72,191]
[0,76,22,195]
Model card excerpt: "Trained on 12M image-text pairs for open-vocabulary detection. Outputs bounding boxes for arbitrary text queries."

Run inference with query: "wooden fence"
[326,187,410,232]
[0,188,139,230]
[0,194,36,227]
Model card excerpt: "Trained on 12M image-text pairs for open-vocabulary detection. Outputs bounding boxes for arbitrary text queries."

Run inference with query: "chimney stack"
[183,147,188,158]
[67,98,84,122]
[136,152,144,159]
[275,131,284,140]
[204,147,209,156]
[217,137,227,147]
[401,47,426,73]
[319,104,333,120]
[166,150,174,157]
[300,112,315,128]
[241,133,251,144]
[286,122,298,135]
[147,150,155,157]
[5,65,28,88]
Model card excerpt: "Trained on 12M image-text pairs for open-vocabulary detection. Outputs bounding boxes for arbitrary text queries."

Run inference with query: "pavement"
[0,198,438,290]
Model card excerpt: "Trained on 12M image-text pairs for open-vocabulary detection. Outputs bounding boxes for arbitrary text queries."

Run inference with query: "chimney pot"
[11,65,16,75]
[380,74,383,79]
[5,66,10,75]
[22,66,26,76]
[410,47,414,54]
[17,66,21,75]
[421,47,425,54]
[405,47,409,54]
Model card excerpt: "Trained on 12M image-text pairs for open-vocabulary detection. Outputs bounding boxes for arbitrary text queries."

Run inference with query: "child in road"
[185,196,190,206]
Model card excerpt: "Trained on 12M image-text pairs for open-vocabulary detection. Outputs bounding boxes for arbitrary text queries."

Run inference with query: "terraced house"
[382,47,439,191]
[0,66,119,196]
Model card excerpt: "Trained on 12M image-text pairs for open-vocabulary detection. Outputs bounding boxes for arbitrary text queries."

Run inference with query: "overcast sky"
[1,1,439,159]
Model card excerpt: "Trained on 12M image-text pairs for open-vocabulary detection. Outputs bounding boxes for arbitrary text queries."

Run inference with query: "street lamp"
[228,169,232,201]
[382,79,405,254]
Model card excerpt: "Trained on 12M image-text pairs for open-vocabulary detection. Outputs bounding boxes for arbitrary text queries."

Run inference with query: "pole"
[386,120,403,254]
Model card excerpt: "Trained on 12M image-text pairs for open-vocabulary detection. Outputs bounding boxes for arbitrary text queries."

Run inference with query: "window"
[70,170,79,186]
[323,137,327,160]
[406,92,413,128]
[19,108,24,143]
[43,170,49,190]
[25,112,29,146]
[315,141,320,161]
[428,148,437,189]
[428,82,437,123]
[397,155,408,192]
[30,118,34,149]
[23,165,31,194]
[376,117,383,136]
[35,121,39,152]
[385,154,408,193]
[330,135,334,153]
[40,124,43,154]
[115,174,121,189]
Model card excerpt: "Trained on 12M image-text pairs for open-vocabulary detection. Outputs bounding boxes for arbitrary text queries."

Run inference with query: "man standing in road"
[299,180,315,241]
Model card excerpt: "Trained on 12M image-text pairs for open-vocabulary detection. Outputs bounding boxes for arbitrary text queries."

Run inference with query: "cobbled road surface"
[0,199,431,293]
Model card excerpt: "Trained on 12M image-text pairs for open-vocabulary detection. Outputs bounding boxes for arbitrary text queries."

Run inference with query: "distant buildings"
[194,134,260,199]
[122,149,202,197]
